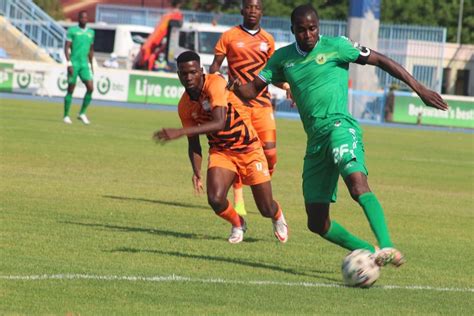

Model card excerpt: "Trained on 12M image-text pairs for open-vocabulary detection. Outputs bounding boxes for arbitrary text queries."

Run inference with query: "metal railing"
[377,24,446,92]
[95,4,348,39]
[95,4,446,92]
[0,0,66,62]
[275,89,387,123]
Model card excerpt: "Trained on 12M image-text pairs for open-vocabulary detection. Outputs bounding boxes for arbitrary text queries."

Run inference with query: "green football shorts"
[68,62,93,85]
[302,117,368,204]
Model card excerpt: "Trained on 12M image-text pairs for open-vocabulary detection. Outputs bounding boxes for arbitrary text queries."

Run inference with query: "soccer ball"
[341,249,380,288]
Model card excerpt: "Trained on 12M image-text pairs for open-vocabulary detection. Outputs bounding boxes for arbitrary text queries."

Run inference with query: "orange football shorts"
[208,147,270,186]
[251,106,276,143]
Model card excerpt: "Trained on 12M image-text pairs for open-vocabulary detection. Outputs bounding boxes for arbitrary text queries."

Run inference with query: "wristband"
[67,61,72,67]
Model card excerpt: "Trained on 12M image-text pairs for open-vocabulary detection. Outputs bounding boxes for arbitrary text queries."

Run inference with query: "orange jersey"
[215,25,275,108]
[178,74,259,153]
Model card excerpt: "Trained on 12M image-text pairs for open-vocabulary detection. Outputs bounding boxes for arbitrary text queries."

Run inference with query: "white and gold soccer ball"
[341,249,380,288]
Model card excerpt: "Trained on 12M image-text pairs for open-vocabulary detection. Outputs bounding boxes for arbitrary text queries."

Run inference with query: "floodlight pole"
[456,0,464,44]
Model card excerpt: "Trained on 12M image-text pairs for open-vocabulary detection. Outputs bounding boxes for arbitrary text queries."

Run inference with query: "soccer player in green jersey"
[231,4,448,267]
[63,11,95,125]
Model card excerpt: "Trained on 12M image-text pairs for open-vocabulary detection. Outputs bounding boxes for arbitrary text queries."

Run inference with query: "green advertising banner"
[0,62,13,92]
[393,95,474,128]
[127,74,185,105]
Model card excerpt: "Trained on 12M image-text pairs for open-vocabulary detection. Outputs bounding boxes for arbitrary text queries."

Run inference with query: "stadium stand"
[0,0,66,63]
[0,15,55,63]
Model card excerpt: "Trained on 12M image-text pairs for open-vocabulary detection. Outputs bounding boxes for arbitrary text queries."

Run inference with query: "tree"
[34,0,64,20]
[194,0,472,44]
[379,0,472,44]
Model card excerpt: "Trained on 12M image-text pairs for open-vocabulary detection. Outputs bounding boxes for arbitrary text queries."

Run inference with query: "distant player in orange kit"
[210,0,291,215]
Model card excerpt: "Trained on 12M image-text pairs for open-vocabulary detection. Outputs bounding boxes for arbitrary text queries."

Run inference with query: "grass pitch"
[1,98,473,314]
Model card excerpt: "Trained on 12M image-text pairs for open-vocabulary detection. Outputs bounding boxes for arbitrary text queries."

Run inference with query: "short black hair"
[176,51,200,65]
[242,0,262,7]
[78,10,87,17]
[291,4,319,25]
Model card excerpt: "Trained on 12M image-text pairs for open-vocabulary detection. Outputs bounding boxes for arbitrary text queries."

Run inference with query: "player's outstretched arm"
[153,106,227,142]
[364,50,448,111]
[230,76,268,102]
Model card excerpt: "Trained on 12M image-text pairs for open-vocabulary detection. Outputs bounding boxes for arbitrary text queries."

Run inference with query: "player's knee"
[346,173,370,201]
[207,192,227,212]
[348,184,370,201]
[307,220,329,235]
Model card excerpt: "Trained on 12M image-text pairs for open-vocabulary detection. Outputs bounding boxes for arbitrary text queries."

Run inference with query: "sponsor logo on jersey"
[284,62,294,69]
[236,42,245,48]
[316,54,327,65]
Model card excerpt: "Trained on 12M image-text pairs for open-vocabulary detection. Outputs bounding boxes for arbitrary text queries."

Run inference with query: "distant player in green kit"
[231,4,449,267]
[63,11,95,125]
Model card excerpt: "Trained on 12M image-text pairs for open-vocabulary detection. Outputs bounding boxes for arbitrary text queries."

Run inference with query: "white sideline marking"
[1,274,473,293]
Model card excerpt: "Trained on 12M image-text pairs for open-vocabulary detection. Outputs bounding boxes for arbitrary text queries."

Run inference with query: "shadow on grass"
[102,195,260,215]
[103,195,206,210]
[61,221,260,243]
[111,247,338,282]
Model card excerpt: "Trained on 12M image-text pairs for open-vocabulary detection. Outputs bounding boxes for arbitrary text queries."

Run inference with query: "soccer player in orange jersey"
[209,0,291,216]
[153,51,288,244]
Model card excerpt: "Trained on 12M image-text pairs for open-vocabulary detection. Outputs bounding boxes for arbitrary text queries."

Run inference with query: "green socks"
[323,220,375,252]
[64,93,72,117]
[358,192,394,248]
[80,91,92,115]
[320,193,393,252]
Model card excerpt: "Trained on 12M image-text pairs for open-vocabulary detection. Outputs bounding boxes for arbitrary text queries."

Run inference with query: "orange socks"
[273,201,282,221]
[217,201,243,227]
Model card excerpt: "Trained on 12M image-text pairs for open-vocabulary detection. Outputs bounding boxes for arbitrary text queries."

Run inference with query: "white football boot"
[77,114,90,125]
[228,217,247,244]
[63,116,72,124]
[272,213,289,243]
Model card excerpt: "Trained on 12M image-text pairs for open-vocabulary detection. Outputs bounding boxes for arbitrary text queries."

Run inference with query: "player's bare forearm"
[274,82,295,106]
[368,51,421,92]
[189,152,202,178]
[188,136,204,195]
[188,136,202,178]
[209,55,225,74]
[64,41,71,61]
[232,77,267,102]
[183,116,225,137]
[154,107,226,142]
[368,51,448,110]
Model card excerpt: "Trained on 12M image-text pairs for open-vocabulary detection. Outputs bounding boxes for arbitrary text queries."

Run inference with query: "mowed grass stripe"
[1,98,473,314]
